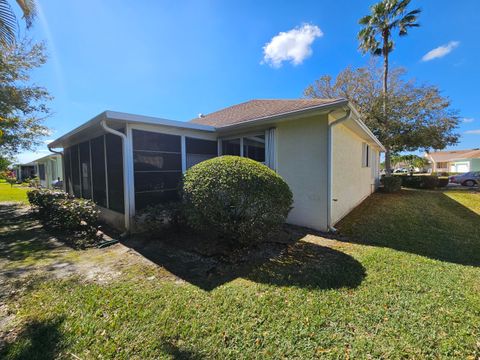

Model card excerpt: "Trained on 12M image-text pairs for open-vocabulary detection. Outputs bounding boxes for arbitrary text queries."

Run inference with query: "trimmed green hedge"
[27,188,101,247]
[381,176,402,193]
[183,156,293,245]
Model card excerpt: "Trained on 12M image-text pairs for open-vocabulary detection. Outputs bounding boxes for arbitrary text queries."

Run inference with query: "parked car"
[449,172,480,187]
[393,168,409,174]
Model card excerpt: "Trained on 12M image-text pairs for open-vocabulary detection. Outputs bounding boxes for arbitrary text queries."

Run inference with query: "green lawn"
[0,189,479,359]
[0,182,29,203]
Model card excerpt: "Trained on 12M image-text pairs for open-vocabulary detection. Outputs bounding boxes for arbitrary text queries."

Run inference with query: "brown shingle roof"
[426,149,480,162]
[190,98,346,127]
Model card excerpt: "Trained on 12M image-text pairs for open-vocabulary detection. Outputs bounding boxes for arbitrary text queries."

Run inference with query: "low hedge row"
[27,188,101,247]
[382,175,449,191]
[396,175,449,189]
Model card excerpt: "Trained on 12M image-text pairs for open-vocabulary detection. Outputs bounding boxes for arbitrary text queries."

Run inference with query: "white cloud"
[464,129,480,135]
[422,41,459,62]
[262,24,323,68]
[462,118,474,123]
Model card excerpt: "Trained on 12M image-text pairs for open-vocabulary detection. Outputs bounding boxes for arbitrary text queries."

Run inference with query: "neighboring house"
[14,163,36,182]
[33,154,64,188]
[425,149,480,173]
[15,154,63,188]
[48,98,384,232]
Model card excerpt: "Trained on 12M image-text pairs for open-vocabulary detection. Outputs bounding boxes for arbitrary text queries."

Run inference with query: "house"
[14,162,37,182]
[15,154,63,188]
[48,98,385,233]
[425,149,480,173]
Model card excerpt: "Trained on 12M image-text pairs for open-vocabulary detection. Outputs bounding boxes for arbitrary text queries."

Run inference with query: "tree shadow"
[336,189,480,267]
[0,317,64,360]
[0,203,64,262]
[123,228,365,291]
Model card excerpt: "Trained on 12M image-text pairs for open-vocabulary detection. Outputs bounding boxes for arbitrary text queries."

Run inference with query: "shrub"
[399,175,439,189]
[438,177,449,187]
[27,188,101,247]
[183,156,293,245]
[381,176,402,193]
[134,202,184,235]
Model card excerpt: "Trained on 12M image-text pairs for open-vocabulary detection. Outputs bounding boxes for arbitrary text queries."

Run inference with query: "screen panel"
[132,129,182,211]
[222,138,241,156]
[90,135,107,207]
[186,137,217,169]
[79,141,91,199]
[70,144,81,197]
[64,147,72,194]
[106,134,124,213]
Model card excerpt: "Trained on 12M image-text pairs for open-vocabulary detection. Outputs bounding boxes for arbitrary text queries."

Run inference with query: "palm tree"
[358,0,420,175]
[0,0,36,46]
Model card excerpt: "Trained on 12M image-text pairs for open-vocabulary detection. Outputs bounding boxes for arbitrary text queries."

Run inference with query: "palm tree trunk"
[382,32,391,176]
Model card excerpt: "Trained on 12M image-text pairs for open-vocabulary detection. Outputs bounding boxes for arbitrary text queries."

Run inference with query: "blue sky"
[18,0,480,163]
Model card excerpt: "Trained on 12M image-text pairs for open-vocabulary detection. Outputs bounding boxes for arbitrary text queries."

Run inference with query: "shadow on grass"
[123,229,366,291]
[0,317,64,360]
[0,204,62,263]
[159,338,204,359]
[336,189,480,267]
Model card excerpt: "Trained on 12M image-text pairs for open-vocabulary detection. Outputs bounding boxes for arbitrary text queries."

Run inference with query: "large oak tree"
[304,63,459,157]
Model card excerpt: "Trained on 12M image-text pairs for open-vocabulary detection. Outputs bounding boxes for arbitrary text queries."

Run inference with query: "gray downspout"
[100,120,131,233]
[327,109,351,232]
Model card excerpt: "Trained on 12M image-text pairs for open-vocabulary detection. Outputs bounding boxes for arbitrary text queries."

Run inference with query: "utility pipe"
[327,108,351,232]
[100,119,131,233]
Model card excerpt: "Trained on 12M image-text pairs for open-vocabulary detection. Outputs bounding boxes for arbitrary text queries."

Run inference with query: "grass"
[0,189,479,359]
[0,181,29,203]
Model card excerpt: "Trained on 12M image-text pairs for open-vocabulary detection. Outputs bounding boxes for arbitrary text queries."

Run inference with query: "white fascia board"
[347,103,386,151]
[49,111,216,149]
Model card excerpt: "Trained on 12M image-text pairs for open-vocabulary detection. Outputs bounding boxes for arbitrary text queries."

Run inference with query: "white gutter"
[327,108,351,232]
[100,120,131,233]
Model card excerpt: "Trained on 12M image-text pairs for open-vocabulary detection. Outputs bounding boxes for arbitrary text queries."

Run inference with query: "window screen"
[38,164,46,180]
[243,135,265,162]
[79,141,92,199]
[186,137,217,168]
[90,135,107,207]
[70,144,81,197]
[222,138,241,156]
[106,134,124,213]
[132,129,181,211]
[64,147,72,194]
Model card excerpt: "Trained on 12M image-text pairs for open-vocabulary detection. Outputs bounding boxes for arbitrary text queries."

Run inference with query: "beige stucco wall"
[331,124,378,224]
[276,114,329,231]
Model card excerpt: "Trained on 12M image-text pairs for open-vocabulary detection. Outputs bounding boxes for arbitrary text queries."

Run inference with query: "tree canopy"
[304,63,459,153]
[0,0,36,46]
[0,40,51,156]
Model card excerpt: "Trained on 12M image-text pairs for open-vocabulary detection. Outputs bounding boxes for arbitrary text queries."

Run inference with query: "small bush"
[27,188,101,247]
[398,175,439,189]
[134,202,184,235]
[381,176,402,193]
[183,156,293,245]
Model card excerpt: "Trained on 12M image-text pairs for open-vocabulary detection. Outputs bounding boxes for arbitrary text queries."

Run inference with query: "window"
[90,135,107,208]
[186,137,217,169]
[132,129,182,211]
[362,143,370,168]
[436,162,447,169]
[38,164,46,180]
[221,134,266,163]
